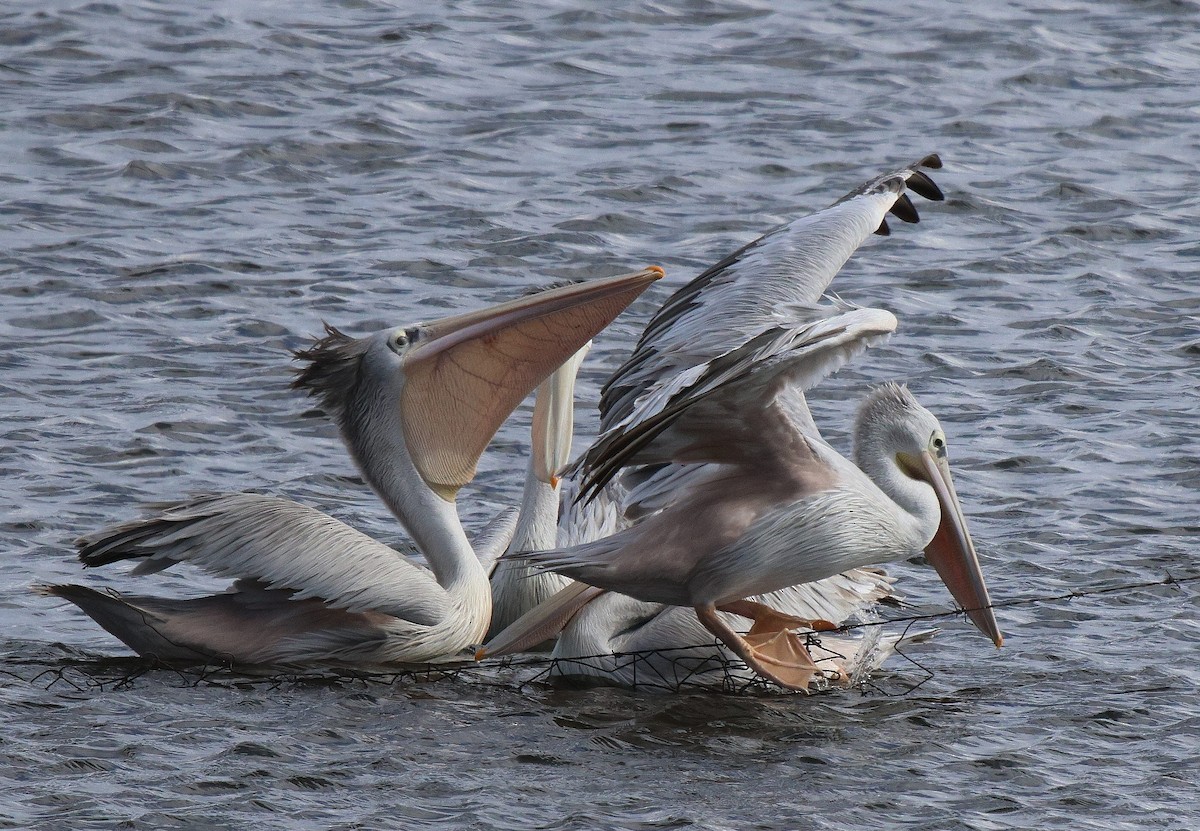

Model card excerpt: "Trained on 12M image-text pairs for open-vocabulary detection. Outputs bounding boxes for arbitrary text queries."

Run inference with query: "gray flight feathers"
[75,493,454,626]
[600,154,942,429]
[578,305,898,504]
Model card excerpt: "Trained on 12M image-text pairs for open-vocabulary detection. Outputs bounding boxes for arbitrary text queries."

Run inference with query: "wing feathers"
[888,193,918,223]
[600,154,942,428]
[906,169,945,202]
[40,583,393,664]
[579,306,897,502]
[77,493,449,625]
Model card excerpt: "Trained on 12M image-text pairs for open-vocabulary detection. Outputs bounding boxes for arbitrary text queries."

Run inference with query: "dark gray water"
[3,0,1199,828]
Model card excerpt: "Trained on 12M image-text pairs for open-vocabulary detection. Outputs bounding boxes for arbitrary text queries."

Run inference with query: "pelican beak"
[531,341,591,486]
[400,267,663,498]
[916,450,1003,647]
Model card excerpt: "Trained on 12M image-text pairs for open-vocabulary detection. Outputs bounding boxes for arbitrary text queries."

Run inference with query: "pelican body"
[43,267,663,665]
[519,329,1001,690]
[488,157,1001,691]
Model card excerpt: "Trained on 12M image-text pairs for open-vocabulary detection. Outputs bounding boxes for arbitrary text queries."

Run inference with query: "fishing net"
[15,572,1195,696]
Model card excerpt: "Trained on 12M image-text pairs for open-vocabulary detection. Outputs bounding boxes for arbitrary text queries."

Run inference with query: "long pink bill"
[400,267,664,497]
[918,450,1003,647]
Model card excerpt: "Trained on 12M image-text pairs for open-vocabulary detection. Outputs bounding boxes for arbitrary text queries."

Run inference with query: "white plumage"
[43,269,663,665]
[488,156,1000,691]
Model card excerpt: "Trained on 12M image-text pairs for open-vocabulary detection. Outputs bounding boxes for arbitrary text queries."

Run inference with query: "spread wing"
[515,306,897,601]
[76,493,452,626]
[599,154,942,428]
[578,305,898,505]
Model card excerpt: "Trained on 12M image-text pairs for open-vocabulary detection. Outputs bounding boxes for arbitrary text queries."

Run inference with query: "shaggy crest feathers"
[291,324,371,418]
[854,382,919,439]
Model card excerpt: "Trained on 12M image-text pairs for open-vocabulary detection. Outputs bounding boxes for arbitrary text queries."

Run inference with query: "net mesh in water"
[21,572,1194,696]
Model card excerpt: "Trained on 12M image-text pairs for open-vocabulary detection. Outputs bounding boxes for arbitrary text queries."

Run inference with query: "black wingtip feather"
[875,218,891,236]
[888,193,920,223]
[907,170,944,202]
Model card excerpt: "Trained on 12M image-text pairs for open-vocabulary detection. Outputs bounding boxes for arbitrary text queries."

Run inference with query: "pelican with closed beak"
[484,157,1000,691]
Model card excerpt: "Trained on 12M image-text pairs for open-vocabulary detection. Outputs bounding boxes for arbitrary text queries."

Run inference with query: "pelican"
[484,344,585,640]
[485,157,1001,691]
[41,267,663,665]
[510,311,1002,691]
[486,326,914,686]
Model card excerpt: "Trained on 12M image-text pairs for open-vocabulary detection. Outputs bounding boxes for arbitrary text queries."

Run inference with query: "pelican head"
[854,383,1003,647]
[293,268,663,503]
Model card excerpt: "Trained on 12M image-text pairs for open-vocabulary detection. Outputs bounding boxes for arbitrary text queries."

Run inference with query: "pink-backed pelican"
[484,344,585,640]
[484,157,1001,691]
[42,268,663,665]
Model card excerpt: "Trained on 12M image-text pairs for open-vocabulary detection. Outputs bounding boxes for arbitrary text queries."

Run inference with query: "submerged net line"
[494,629,881,695]
[13,570,1198,696]
[835,569,1200,635]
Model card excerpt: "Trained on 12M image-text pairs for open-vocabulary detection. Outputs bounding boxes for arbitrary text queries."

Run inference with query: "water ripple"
[3,0,1200,828]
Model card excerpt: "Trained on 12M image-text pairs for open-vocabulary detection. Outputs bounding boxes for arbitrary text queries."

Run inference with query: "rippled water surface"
[3,1,1199,828]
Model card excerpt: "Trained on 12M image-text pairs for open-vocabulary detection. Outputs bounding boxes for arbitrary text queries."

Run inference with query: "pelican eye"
[388,327,420,354]
[931,433,947,457]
